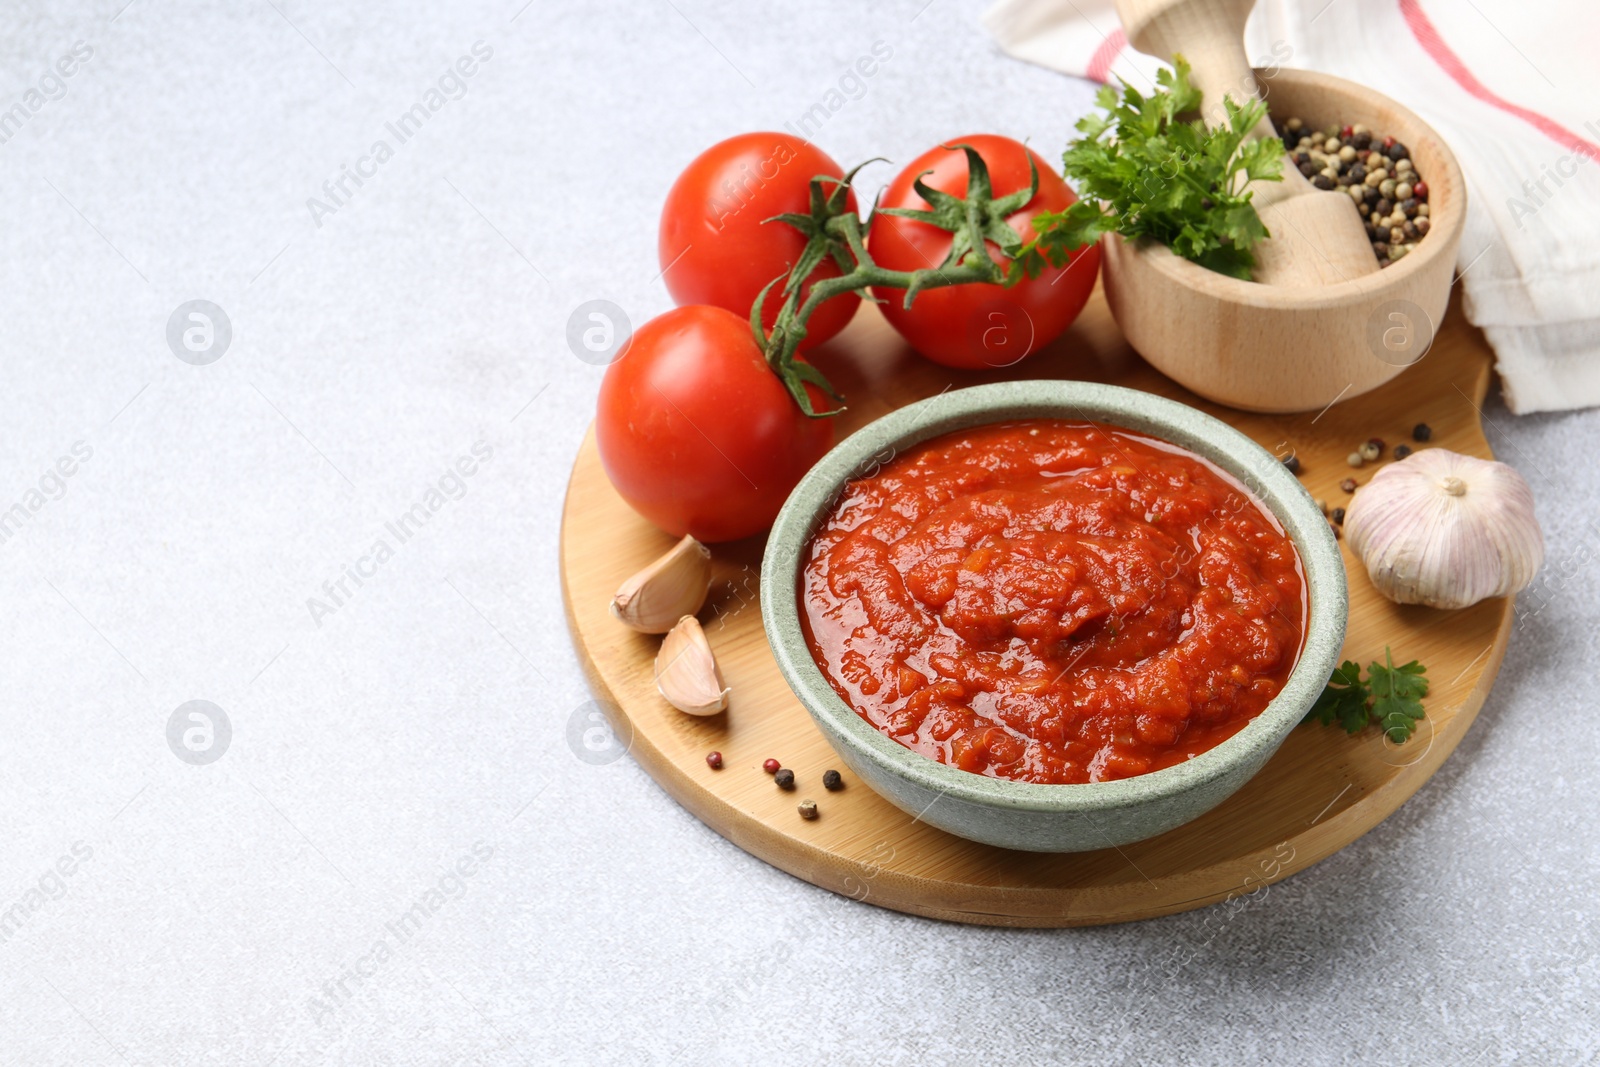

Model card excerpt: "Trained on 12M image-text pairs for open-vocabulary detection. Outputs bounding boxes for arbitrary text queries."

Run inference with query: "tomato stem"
[756,146,1066,419]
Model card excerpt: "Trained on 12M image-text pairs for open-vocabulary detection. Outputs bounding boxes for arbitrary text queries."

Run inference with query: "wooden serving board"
[559,286,1512,927]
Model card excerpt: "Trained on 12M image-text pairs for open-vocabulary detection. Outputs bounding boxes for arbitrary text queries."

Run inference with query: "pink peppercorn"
[763,758,780,774]
[706,751,723,770]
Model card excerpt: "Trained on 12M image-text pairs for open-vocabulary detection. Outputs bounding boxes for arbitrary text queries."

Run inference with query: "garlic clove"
[610,535,712,633]
[1345,448,1544,609]
[654,615,729,716]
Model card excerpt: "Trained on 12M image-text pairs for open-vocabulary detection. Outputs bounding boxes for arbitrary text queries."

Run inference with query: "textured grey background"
[0,1,1594,1064]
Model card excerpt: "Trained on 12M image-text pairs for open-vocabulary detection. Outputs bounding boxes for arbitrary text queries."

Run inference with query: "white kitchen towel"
[984,0,1600,415]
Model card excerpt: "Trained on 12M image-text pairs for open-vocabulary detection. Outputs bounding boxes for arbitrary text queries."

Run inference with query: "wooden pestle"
[1114,0,1378,286]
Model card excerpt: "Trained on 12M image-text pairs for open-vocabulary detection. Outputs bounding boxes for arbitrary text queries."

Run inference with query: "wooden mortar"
[1101,67,1466,413]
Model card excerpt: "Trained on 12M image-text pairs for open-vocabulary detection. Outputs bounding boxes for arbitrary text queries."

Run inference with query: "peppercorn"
[774,768,795,790]
[763,758,780,774]
[1388,141,1409,161]
[1332,507,1346,525]
[1400,197,1419,215]
[1394,444,1413,460]
[706,751,723,770]
[1317,498,1330,515]
[1375,197,1394,217]
[1299,161,1318,178]
[798,799,818,820]
[823,769,844,791]
[1348,163,1367,183]
[1340,477,1358,493]
[1283,453,1302,474]
[1286,117,1303,132]
[1330,522,1341,540]
[1413,422,1432,442]
[1373,241,1390,258]
[1413,180,1429,199]
[1415,217,1431,236]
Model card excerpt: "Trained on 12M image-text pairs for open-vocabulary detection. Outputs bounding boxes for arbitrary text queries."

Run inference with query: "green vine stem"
[755,146,1060,417]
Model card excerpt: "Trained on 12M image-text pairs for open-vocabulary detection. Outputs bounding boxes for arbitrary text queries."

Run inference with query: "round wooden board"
[560,287,1512,927]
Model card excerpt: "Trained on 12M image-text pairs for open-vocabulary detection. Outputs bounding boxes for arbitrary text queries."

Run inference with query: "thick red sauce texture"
[800,419,1306,785]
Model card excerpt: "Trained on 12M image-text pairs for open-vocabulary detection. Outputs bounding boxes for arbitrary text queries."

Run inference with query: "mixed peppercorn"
[1278,117,1431,267]
[720,755,845,820]
[1295,424,1434,540]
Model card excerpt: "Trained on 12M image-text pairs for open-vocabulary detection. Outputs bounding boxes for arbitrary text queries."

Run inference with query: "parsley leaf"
[1028,55,1283,281]
[1303,649,1431,743]
[1307,660,1370,734]
[1368,650,1429,742]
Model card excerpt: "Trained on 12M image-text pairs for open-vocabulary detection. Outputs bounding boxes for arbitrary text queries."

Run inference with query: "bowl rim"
[760,380,1349,814]
[1107,65,1467,307]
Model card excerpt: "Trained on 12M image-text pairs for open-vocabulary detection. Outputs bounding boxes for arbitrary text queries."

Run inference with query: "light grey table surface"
[0,2,1594,1064]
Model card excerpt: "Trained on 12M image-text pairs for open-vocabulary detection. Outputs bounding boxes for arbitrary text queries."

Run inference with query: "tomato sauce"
[800,420,1306,785]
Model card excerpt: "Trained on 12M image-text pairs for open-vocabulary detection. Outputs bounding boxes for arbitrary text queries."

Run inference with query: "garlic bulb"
[1345,448,1543,609]
[654,615,729,716]
[610,535,712,632]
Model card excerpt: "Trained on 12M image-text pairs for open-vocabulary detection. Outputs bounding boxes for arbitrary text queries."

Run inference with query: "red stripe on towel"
[1400,0,1599,156]
[1086,28,1126,84]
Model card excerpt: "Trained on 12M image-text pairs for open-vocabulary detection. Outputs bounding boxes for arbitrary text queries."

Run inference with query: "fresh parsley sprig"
[1023,56,1284,281]
[1304,649,1431,743]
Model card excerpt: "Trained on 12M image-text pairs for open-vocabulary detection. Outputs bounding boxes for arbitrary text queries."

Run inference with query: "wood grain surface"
[559,286,1512,927]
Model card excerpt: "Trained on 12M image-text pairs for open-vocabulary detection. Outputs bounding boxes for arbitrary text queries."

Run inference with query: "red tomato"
[868,134,1101,370]
[596,305,834,542]
[659,132,860,349]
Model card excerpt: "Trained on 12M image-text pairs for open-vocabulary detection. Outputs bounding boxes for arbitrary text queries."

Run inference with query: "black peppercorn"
[1412,422,1432,442]
[1349,163,1367,183]
[1331,507,1346,524]
[1387,141,1410,161]
[822,769,843,791]
[1282,454,1301,474]
[1340,477,1358,493]
[774,768,795,790]
[1299,161,1317,178]
[1353,132,1372,150]
[1373,241,1390,258]
[1394,444,1413,460]
[1312,174,1336,190]
[1375,197,1394,217]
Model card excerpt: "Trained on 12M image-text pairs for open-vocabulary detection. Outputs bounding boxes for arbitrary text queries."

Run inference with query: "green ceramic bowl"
[760,381,1348,853]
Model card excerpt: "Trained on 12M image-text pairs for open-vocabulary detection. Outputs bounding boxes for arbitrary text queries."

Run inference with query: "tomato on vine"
[868,135,1100,370]
[595,305,834,543]
[658,132,861,350]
